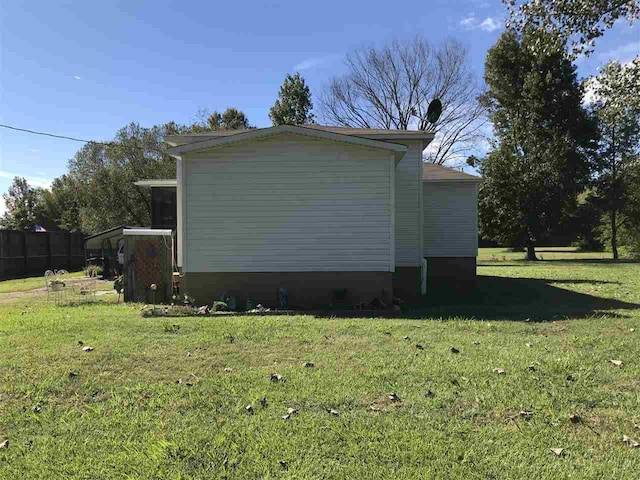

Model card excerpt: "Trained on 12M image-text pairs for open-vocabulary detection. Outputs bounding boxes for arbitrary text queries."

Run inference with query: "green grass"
[0,271,85,294]
[0,248,639,479]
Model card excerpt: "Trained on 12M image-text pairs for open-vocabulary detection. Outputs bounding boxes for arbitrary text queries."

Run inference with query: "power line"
[0,123,112,145]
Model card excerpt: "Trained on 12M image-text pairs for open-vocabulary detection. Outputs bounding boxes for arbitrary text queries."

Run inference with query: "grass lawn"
[0,271,84,294]
[0,248,639,479]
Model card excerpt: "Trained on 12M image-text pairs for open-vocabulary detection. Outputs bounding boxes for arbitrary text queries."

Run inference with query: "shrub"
[85,265,103,278]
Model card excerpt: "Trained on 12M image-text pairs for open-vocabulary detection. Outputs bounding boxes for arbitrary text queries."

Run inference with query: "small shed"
[123,229,173,303]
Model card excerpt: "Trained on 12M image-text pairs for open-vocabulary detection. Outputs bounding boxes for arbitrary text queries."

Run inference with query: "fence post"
[46,232,52,270]
[23,231,28,273]
[67,233,72,271]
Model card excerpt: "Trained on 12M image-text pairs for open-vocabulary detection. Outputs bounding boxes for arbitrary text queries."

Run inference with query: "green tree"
[505,0,640,56]
[477,31,596,260]
[68,122,180,234]
[191,107,253,131]
[40,175,83,232]
[0,177,50,230]
[589,60,640,259]
[269,73,315,126]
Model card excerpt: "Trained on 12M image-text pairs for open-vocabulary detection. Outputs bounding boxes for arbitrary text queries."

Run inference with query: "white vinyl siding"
[394,140,424,266]
[423,183,478,257]
[183,133,394,272]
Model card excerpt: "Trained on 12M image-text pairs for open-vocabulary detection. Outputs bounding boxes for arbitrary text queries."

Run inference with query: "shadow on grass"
[480,258,640,265]
[406,275,640,321]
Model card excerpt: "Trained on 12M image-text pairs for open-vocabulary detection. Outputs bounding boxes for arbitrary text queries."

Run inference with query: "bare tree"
[319,36,486,165]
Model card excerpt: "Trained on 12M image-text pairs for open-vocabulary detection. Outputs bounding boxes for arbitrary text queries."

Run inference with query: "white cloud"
[74,76,82,80]
[460,14,477,27]
[479,17,501,32]
[598,41,640,63]
[0,170,52,189]
[460,15,502,32]
[293,54,341,72]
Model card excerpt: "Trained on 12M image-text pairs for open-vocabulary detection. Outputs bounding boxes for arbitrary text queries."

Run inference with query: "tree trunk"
[526,244,538,261]
[610,124,619,262]
[611,209,619,261]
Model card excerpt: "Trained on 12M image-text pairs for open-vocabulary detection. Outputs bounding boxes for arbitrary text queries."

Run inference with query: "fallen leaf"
[245,404,254,415]
[610,360,623,367]
[327,408,339,416]
[569,414,581,424]
[527,364,536,372]
[281,414,290,420]
[472,341,480,345]
[279,460,288,470]
[622,435,640,448]
[0,440,7,449]
[566,374,577,382]
[78,340,84,346]
[550,448,564,457]
[525,343,532,348]
[269,373,286,383]
[388,392,401,402]
[82,346,93,352]
[175,378,182,384]
[259,397,268,408]
[68,371,79,378]
[630,328,635,333]
[186,352,191,357]
[451,347,460,354]
[403,336,410,340]
[368,404,382,412]
[287,407,298,415]
[493,368,505,375]
[519,410,533,420]
[416,344,424,350]
[634,423,639,430]
[425,390,435,398]
[303,362,315,368]
[224,367,233,373]
[32,405,41,414]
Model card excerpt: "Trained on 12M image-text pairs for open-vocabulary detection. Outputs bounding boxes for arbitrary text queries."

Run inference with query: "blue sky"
[0,0,638,215]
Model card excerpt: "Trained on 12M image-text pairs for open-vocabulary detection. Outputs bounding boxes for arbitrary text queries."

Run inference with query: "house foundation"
[182,271,393,310]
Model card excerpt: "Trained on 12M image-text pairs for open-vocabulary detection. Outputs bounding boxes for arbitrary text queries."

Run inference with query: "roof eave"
[134,179,178,188]
[422,178,483,184]
[166,125,408,157]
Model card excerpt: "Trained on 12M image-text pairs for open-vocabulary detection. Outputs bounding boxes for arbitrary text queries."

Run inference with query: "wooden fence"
[0,230,85,280]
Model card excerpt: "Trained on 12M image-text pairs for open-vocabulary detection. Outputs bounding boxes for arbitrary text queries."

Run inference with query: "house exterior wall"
[393,140,424,267]
[181,133,395,273]
[422,183,478,258]
[390,140,424,298]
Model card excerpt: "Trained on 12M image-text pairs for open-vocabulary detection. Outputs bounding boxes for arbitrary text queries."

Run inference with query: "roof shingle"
[423,163,482,183]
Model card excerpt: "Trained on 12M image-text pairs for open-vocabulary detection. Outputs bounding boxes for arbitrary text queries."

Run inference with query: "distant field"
[478,246,614,263]
[0,249,638,479]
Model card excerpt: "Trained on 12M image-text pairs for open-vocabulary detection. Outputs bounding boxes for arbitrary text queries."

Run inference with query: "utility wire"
[0,123,113,145]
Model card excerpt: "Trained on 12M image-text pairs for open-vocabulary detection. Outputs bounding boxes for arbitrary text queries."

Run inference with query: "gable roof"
[165,125,408,160]
[423,164,482,183]
[300,124,434,140]
[164,124,434,147]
